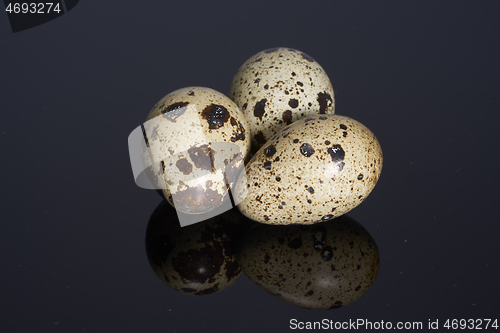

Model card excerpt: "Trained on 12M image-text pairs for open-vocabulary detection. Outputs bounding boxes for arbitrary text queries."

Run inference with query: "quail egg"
[142,87,251,214]
[229,47,334,149]
[233,114,383,225]
[237,215,380,309]
[146,201,250,296]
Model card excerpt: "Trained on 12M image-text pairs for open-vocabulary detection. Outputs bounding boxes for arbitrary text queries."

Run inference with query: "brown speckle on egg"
[300,143,315,157]
[264,144,277,157]
[254,99,267,120]
[175,158,193,175]
[162,101,189,122]
[230,120,246,143]
[201,104,230,129]
[327,144,345,163]
[187,145,214,172]
[317,92,332,114]
[282,110,293,124]
[288,99,299,108]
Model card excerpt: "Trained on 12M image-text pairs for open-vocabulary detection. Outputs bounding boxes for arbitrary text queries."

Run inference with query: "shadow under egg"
[145,201,252,296]
[237,215,380,309]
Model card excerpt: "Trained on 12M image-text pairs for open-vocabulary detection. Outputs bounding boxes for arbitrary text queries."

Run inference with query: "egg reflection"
[237,215,380,309]
[145,201,251,296]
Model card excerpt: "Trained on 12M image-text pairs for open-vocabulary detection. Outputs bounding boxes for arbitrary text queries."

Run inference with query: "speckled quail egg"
[233,114,383,225]
[229,47,334,149]
[142,87,251,214]
[237,215,380,309]
[146,201,251,296]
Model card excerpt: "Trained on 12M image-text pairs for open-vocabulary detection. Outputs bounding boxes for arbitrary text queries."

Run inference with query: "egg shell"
[229,47,335,149]
[234,114,383,225]
[143,87,251,214]
[237,215,380,309]
[146,201,249,296]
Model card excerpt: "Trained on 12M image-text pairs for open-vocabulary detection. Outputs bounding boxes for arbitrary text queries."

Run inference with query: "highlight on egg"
[237,215,380,309]
[229,47,335,150]
[233,114,383,225]
[139,87,251,217]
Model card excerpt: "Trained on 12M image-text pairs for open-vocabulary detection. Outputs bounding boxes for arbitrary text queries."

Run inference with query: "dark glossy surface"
[146,201,249,296]
[1,1,499,332]
[238,215,380,309]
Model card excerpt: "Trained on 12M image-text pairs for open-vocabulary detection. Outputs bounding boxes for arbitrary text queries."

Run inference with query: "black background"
[1,1,499,332]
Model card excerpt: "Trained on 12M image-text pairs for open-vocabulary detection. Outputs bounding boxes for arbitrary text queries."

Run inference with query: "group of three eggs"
[141,47,383,226]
